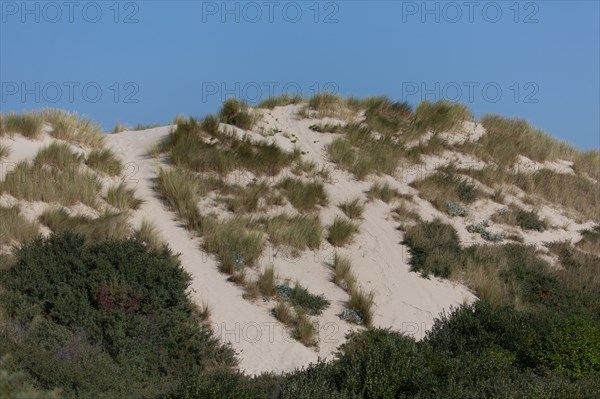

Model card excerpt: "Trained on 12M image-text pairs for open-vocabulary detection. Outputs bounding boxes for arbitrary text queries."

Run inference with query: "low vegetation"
[0,143,10,159]
[43,109,105,148]
[0,206,39,246]
[39,208,131,242]
[156,168,201,229]
[332,252,356,291]
[134,219,165,250]
[1,161,101,208]
[265,214,322,253]
[367,181,402,203]
[1,112,45,139]
[414,100,472,133]
[338,198,364,219]
[33,142,82,169]
[257,94,302,110]
[106,182,144,210]
[327,216,359,247]
[410,169,478,212]
[277,178,328,211]
[278,282,330,316]
[85,148,123,176]
[219,98,256,130]
[347,287,375,326]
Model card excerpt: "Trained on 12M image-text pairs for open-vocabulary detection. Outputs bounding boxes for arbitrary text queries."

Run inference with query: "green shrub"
[528,316,600,379]
[287,283,330,316]
[516,210,545,231]
[219,98,255,130]
[0,234,236,398]
[327,216,359,247]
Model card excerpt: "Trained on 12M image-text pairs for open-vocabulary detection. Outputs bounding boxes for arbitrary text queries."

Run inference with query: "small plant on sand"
[293,311,318,347]
[343,287,375,326]
[156,168,202,229]
[516,210,546,232]
[219,98,255,130]
[266,214,323,253]
[332,253,356,291]
[327,216,359,247]
[106,182,144,210]
[33,142,82,169]
[1,161,101,208]
[39,208,131,242]
[0,143,11,159]
[286,282,330,316]
[367,182,399,203]
[2,112,45,139]
[0,206,39,245]
[278,178,328,211]
[201,114,221,135]
[273,301,294,326]
[43,109,105,148]
[339,198,364,219]
[135,219,165,250]
[257,94,302,110]
[257,265,277,297]
[86,148,123,176]
[415,100,472,133]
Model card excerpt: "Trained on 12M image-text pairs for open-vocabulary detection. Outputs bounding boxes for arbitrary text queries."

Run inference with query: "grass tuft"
[219,98,256,130]
[348,288,375,326]
[0,143,11,159]
[135,219,165,250]
[3,112,45,139]
[327,216,359,247]
[106,182,144,210]
[39,207,131,242]
[257,94,302,110]
[332,253,356,290]
[278,178,328,211]
[338,198,364,219]
[0,206,40,245]
[33,142,82,169]
[43,109,105,148]
[86,148,123,176]
[415,100,472,133]
[266,214,323,253]
[156,168,202,229]
[367,182,400,203]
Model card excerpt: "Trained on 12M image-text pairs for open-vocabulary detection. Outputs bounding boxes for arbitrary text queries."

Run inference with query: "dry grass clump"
[392,200,421,226]
[200,217,264,274]
[277,178,328,211]
[307,92,347,118]
[576,225,600,257]
[332,253,356,291]
[415,100,472,133]
[476,115,575,167]
[201,114,221,136]
[362,96,413,134]
[257,265,277,296]
[135,219,165,250]
[367,182,402,203]
[572,150,600,181]
[308,123,344,133]
[1,161,101,207]
[225,180,273,213]
[106,182,144,210]
[257,94,302,110]
[0,143,11,159]
[327,123,408,179]
[338,198,364,219]
[410,170,478,212]
[43,109,105,148]
[39,207,131,242]
[2,112,45,139]
[0,206,40,245]
[33,142,82,169]
[156,168,202,229]
[273,301,294,326]
[85,148,123,176]
[327,216,359,247]
[266,214,323,253]
[160,117,298,176]
[219,98,256,130]
[292,311,318,347]
[348,287,375,326]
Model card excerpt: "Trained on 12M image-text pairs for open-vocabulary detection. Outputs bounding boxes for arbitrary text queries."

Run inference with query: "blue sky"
[1,1,598,150]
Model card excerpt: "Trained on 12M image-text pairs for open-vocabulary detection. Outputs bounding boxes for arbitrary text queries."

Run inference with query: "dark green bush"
[287,283,331,316]
[516,210,546,231]
[0,233,235,398]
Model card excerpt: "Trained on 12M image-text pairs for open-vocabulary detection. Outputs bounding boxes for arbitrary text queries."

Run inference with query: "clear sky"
[1,1,598,150]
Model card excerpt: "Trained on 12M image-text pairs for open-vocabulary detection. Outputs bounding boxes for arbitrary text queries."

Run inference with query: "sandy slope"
[1,105,593,375]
